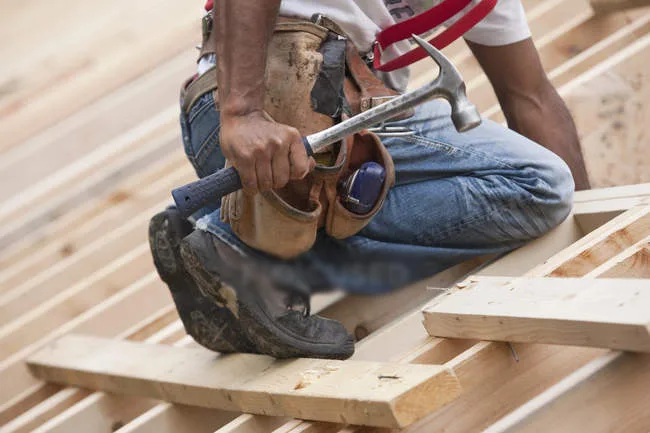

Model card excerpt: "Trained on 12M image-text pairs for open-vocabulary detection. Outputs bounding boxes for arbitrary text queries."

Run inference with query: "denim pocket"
[180,92,225,179]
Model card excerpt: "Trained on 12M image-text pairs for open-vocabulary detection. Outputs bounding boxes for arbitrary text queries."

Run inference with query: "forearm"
[209,1,311,193]
[499,80,591,190]
[213,0,281,117]
[468,39,590,190]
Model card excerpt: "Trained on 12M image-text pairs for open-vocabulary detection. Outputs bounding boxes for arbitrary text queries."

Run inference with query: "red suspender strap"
[373,0,499,72]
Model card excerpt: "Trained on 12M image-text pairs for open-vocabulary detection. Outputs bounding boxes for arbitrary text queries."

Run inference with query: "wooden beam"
[528,205,650,277]
[586,234,650,277]
[573,184,650,233]
[0,201,167,328]
[0,118,180,250]
[0,161,191,291]
[482,351,650,433]
[100,260,483,433]
[423,277,650,352]
[0,0,197,153]
[574,182,650,203]
[0,151,186,271]
[590,0,650,14]
[27,335,462,429]
[0,273,169,413]
[237,189,650,433]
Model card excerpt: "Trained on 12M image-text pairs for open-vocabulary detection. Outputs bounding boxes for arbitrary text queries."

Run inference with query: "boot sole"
[180,232,355,360]
[149,211,256,354]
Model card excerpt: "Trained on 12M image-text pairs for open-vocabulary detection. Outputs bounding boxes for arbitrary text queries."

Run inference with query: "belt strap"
[373,0,498,72]
[199,12,332,62]
[181,67,218,114]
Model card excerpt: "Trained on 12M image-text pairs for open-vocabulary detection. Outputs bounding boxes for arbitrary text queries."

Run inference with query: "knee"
[524,152,575,235]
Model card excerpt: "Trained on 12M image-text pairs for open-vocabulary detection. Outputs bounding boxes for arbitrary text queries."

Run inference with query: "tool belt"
[181,14,408,259]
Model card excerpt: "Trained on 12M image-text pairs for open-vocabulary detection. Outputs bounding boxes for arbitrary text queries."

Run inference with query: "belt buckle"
[311,13,324,27]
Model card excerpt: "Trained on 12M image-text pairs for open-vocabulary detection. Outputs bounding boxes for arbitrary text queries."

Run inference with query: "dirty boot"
[148,207,256,353]
[180,229,355,360]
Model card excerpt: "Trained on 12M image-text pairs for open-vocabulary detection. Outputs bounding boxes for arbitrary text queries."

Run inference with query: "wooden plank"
[114,404,239,433]
[386,205,645,433]
[574,182,650,202]
[590,0,650,14]
[0,244,152,360]
[574,197,650,234]
[527,205,650,277]
[0,312,179,433]
[56,263,478,433]
[99,260,483,433]
[397,344,600,433]
[0,49,194,203]
[27,335,462,429]
[0,0,200,153]
[243,185,650,433]
[0,113,180,250]
[423,277,650,352]
[0,166,192,291]
[482,351,650,433]
[586,234,650,277]
[0,273,169,412]
[0,151,186,270]
[572,183,650,232]
[0,200,167,327]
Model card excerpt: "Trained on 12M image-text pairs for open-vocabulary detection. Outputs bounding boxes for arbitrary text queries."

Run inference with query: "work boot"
[148,207,256,353]
[180,229,355,360]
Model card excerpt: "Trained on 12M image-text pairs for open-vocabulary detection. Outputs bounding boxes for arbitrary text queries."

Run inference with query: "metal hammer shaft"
[172,35,481,218]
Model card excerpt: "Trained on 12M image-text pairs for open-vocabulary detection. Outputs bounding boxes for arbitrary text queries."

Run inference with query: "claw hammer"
[172,35,481,218]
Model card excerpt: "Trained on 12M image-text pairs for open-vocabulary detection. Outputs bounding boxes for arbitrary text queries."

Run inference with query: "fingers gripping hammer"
[172,35,481,218]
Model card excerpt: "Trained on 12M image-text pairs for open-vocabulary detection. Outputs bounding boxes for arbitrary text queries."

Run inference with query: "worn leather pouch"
[325,130,395,239]
[213,18,396,259]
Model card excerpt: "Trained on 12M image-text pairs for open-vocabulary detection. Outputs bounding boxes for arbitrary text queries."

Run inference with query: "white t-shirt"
[279,0,531,90]
[199,1,531,90]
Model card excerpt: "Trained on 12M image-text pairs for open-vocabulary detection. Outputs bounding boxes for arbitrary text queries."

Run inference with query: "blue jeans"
[180,92,574,294]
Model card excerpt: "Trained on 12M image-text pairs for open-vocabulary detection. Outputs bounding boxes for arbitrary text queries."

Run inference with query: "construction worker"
[149,0,583,359]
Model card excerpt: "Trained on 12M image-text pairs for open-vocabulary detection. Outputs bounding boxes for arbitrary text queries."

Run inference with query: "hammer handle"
[172,137,314,218]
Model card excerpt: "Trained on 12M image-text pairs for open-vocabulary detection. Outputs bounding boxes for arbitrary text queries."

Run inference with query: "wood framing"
[423,277,650,351]
[590,0,650,14]
[27,335,462,429]
[3,0,650,430]
[483,351,650,433]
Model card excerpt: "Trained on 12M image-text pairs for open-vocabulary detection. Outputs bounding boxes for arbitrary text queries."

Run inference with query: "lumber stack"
[1,0,650,431]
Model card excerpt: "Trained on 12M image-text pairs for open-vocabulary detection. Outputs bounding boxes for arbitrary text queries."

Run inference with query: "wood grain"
[27,335,462,429]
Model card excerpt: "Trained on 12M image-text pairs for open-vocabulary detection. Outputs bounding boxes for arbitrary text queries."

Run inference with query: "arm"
[213,0,313,194]
[467,38,590,190]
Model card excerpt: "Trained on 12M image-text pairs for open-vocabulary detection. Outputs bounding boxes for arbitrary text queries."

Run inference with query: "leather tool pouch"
[197,16,401,259]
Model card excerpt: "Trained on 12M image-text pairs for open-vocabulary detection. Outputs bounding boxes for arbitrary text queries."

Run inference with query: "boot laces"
[286,292,311,317]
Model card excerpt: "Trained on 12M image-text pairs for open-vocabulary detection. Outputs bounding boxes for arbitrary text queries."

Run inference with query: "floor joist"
[27,335,462,429]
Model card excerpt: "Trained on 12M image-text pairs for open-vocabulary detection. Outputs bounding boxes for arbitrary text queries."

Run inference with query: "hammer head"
[412,34,481,132]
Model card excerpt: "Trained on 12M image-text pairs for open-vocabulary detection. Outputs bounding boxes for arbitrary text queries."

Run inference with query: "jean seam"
[194,125,221,170]
[188,94,215,123]
[403,134,518,171]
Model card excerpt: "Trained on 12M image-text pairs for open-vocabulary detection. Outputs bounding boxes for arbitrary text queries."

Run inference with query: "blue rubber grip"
[171,136,314,218]
[172,166,242,218]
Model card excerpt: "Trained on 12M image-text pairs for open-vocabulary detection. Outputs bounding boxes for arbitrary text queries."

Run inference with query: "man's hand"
[220,110,314,195]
